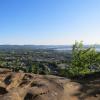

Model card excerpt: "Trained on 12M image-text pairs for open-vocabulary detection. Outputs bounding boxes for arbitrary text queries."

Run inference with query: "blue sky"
[0,0,100,45]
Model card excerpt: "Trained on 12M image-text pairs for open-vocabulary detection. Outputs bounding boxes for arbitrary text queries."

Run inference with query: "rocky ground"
[0,68,100,100]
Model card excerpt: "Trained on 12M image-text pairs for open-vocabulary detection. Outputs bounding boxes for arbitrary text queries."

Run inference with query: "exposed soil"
[0,68,100,100]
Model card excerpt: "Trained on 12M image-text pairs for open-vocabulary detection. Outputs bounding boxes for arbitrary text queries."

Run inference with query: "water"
[55,47,100,52]
[96,48,100,52]
[55,48,72,51]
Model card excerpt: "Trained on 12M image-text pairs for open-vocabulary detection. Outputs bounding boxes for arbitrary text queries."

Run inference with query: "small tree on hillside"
[68,41,100,77]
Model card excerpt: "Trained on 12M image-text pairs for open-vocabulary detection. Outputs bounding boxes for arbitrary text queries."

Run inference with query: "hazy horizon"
[0,43,100,46]
[0,0,100,45]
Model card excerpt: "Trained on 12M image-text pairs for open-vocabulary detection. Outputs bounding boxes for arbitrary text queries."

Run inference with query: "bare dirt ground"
[0,68,100,100]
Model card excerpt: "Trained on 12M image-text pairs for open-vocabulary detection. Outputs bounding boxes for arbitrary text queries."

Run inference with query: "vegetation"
[65,41,100,77]
[0,48,70,75]
[0,43,100,78]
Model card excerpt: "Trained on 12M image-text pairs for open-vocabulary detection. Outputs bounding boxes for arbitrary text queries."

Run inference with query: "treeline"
[0,62,51,75]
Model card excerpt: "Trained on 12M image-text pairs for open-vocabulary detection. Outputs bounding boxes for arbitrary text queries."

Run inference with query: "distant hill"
[0,45,100,51]
[0,45,72,52]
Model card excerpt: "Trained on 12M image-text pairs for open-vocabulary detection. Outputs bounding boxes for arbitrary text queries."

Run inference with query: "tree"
[31,64,40,74]
[67,41,100,77]
[31,63,51,75]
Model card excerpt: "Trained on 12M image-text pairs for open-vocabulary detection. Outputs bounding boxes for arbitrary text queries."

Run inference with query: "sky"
[0,0,100,45]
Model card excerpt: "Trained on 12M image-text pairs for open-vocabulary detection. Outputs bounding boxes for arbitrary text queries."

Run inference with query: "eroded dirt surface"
[0,69,100,100]
[0,69,71,100]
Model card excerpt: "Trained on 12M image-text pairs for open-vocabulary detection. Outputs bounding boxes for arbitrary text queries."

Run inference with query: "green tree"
[31,64,40,74]
[31,63,51,75]
[68,41,100,77]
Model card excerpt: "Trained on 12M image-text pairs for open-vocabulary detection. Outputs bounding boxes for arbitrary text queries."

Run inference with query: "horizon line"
[0,44,99,46]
